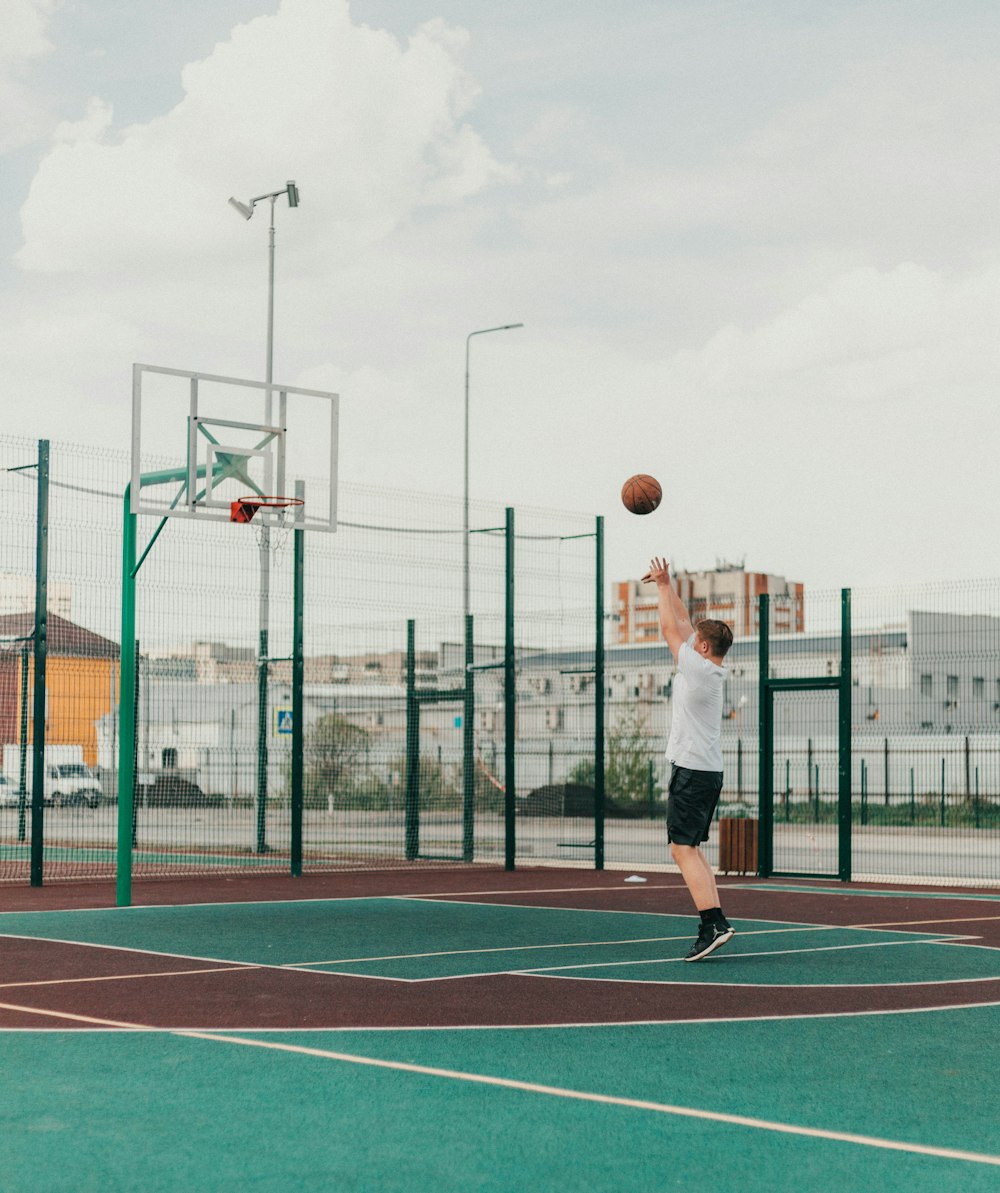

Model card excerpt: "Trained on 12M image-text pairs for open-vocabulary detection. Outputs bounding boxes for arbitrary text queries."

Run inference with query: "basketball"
[621,473,662,515]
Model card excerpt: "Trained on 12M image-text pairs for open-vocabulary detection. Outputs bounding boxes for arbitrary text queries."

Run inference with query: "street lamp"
[227,180,299,387]
[227,179,299,853]
[464,323,523,621]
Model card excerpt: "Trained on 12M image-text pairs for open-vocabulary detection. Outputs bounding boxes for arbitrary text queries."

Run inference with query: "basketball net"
[230,496,304,555]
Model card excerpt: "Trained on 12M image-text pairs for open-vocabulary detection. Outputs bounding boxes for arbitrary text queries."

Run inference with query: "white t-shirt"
[665,634,727,772]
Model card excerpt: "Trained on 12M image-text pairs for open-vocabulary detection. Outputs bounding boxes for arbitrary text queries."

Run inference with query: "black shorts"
[666,764,724,845]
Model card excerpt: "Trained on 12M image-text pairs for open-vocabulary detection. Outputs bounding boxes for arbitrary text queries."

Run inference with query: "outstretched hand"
[642,556,671,586]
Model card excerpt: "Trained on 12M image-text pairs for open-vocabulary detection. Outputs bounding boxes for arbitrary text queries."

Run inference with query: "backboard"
[131,363,338,532]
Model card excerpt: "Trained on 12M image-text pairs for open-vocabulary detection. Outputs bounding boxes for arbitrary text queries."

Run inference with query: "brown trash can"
[718,817,758,875]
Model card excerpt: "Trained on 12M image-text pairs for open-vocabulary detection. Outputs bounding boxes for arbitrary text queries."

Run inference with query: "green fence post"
[884,737,890,806]
[594,514,605,871]
[117,486,137,907]
[647,758,655,817]
[784,757,790,821]
[290,506,304,878]
[405,620,419,861]
[132,642,140,849]
[462,612,475,863]
[504,508,516,871]
[910,767,915,822]
[838,587,852,881]
[29,439,49,888]
[860,758,867,826]
[737,738,743,800]
[255,624,270,855]
[940,757,946,827]
[757,593,772,877]
[17,643,29,843]
[975,766,981,829]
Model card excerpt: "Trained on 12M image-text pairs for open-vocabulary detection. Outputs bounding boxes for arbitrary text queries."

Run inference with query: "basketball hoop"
[230,495,305,553]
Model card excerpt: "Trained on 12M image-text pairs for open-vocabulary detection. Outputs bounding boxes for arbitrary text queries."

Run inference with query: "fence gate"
[404,618,475,864]
[758,590,853,881]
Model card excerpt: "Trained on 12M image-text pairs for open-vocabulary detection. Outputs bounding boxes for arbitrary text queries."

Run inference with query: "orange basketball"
[621,473,662,515]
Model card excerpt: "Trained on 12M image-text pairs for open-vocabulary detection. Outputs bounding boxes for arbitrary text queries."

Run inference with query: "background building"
[613,562,805,644]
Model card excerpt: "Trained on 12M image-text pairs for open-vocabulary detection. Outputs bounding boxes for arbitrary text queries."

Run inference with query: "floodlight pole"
[256,195,277,855]
[229,181,299,855]
[463,324,523,622]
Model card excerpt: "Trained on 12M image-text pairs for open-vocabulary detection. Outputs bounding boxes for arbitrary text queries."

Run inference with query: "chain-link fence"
[2,434,999,889]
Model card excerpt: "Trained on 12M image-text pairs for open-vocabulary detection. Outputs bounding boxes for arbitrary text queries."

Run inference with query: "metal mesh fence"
[2,433,1000,888]
[0,435,598,884]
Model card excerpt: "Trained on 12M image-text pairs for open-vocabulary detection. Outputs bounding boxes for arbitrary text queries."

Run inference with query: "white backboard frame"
[131,363,338,532]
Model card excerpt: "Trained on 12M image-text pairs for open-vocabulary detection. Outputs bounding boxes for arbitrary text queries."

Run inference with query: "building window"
[947,675,959,698]
[920,674,932,697]
[973,677,985,699]
[162,748,177,769]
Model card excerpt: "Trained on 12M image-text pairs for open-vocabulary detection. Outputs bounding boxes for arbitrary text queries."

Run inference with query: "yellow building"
[0,613,119,769]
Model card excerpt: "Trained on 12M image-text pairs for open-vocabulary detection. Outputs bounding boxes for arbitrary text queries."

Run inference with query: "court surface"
[2,868,999,1191]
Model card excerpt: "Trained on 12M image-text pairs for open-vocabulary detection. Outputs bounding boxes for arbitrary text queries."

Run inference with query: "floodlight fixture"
[228,197,254,220]
[228,182,299,222]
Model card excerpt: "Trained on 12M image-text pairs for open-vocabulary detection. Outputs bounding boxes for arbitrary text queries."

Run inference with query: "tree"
[567,705,660,812]
[304,713,369,808]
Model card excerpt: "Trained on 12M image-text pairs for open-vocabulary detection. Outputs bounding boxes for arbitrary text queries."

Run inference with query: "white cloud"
[16,0,511,275]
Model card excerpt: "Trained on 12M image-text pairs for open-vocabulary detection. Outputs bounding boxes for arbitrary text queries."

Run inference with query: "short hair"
[695,618,733,659]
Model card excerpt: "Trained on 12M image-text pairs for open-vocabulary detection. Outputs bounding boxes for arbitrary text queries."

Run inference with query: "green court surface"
[1,898,997,986]
[2,1010,1000,1192]
[3,894,1000,1191]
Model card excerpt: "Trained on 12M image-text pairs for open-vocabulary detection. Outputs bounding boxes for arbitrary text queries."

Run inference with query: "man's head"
[694,618,733,662]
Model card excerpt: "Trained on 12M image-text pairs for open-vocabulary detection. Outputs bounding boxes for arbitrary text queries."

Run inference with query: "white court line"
[0,965,255,991]
[389,893,793,922]
[0,883,687,918]
[516,937,964,976]
[6,997,1000,1034]
[850,915,1000,930]
[285,924,954,972]
[167,1029,1000,1169]
[4,998,997,1170]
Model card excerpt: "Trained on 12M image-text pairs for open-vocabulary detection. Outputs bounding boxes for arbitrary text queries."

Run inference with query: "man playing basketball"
[643,557,735,960]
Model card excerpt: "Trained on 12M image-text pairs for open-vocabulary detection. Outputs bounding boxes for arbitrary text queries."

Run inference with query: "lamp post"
[464,323,523,621]
[228,180,299,852]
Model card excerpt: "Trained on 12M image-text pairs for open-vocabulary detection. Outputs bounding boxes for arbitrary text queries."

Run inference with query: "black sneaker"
[684,923,735,962]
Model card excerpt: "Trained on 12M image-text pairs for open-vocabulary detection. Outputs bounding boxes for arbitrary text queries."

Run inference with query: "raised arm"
[642,556,695,661]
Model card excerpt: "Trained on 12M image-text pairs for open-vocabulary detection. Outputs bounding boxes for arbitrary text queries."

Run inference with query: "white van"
[45,763,102,808]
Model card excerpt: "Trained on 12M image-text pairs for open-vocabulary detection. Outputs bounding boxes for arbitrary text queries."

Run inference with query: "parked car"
[0,776,22,808]
[138,774,221,808]
[46,763,102,808]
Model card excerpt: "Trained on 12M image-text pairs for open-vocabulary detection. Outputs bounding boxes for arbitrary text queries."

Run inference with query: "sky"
[4,0,1000,595]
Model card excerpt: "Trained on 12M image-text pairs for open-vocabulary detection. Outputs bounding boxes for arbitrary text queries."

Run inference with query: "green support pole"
[117,485,137,906]
[757,593,772,877]
[462,612,475,863]
[504,507,516,871]
[29,439,49,888]
[838,587,852,881]
[290,510,304,877]
[404,620,419,860]
[594,514,605,871]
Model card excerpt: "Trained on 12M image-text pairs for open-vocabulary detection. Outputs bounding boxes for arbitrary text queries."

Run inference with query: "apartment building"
[614,563,804,644]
